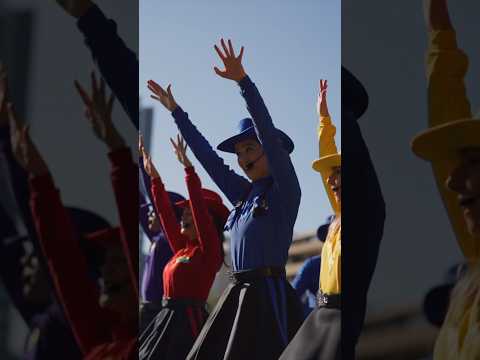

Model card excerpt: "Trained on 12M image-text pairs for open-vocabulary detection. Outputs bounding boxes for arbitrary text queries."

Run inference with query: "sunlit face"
[235,138,270,181]
[180,207,197,241]
[99,245,136,320]
[446,147,480,238]
[21,250,50,306]
[327,166,341,205]
[147,207,161,233]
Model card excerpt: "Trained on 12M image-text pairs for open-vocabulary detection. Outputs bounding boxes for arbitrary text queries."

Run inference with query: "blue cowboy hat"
[217,118,294,154]
[342,66,369,119]
[316,215,335,242]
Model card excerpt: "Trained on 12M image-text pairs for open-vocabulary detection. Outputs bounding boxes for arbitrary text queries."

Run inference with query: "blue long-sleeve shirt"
[173,75,301,344]
[77,5,138,129]
[291,256,320,316]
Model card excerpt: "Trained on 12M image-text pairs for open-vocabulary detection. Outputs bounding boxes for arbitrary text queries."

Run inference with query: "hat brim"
[342,66,369,119]
[412,119,480,162]
[175,199,230,227]
[217,126,294,154]
[312,153,341,173]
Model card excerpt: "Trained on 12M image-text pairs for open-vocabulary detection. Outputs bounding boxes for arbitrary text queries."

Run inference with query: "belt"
[161,297,206,309]
[229,266,286,284]
[316,291,341,309]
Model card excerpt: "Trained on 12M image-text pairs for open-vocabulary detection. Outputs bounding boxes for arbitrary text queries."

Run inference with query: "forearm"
[424,0,453,31]
[238,76,301,210]
[77,5,139,129]
[108,147,139,295]
[185,166,222,266]
[173,106,249,205]
[151,177,185,252]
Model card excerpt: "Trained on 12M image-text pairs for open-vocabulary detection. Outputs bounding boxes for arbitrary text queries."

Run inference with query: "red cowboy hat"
[175,189,230,227]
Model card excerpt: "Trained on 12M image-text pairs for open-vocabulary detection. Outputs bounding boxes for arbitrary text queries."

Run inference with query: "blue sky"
[140,0,340,235]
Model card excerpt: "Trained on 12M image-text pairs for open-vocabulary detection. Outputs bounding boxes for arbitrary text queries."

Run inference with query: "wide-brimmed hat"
[217,118,294,154]
[412,117,480,162]
[316,215,335,242]
[175,189,230,227]
[312,153,341,174]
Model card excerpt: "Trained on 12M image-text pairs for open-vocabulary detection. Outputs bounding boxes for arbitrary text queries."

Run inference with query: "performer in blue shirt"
[146,39,304,360]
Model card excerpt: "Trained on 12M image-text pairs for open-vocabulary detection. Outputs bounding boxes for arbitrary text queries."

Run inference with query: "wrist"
[73,0,94,19]
[235,71,248,83]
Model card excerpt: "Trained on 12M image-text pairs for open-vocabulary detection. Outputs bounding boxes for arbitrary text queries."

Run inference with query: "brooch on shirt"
[176,256,191,264]
[253,198,269,218]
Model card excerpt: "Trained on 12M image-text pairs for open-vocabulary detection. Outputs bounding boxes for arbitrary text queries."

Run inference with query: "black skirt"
[139,299,208,360]
[279,306,341,360]
[139,301,164,334]
[186,275,303,360]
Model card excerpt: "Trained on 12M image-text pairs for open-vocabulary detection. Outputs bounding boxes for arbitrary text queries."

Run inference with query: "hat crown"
[237,118,254,133]
[167,191,186,204]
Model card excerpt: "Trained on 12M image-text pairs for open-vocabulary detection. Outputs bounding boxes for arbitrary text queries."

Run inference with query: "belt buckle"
[322,293,329,305]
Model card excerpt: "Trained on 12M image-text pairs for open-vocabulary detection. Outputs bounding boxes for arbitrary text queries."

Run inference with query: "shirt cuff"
[429,30,458,51]
[238,75,253,91]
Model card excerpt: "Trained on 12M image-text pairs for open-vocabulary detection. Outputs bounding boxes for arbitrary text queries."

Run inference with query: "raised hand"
[8,104,49,177]
[147,80,178,112]
[170,135,192,168]
[424,0,452,31]
[53,0,93,18]
[0,63,9,127]
[317,79,330,117]
[213,38,247,82]
[75,72,125,151]
[140,137,160,179]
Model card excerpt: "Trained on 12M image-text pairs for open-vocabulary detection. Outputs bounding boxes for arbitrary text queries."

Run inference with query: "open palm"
[213,39,247,82]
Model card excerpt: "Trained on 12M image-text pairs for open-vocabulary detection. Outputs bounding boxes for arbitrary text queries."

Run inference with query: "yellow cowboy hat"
[312,153,341,173]
[411,118,480,161]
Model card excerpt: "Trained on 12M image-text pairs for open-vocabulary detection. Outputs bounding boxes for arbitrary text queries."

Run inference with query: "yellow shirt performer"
[412,0,480,358]
[280,69,386,360]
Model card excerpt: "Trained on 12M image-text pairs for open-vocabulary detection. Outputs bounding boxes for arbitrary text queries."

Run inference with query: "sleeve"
[291,258,314,297]
[29,174,108,354]
[151,177,186,253]
[185,166,222,270]
[173,106,251,205]
[238,76,301,216]
[426,30,478,259]
[77,5,138,129]
[317,116,340,214]
[108,148,139,296]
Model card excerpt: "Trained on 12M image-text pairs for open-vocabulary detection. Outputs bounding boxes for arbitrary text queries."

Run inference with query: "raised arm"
[146,80,250,205]
[8,105,107,354]
[51,0,138,129]
[213,39,301,213]
[171,136,222,270]
[423,0,475,258]
[316,80,340,214]
[75,73,139,296]
[141,142,186,253]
